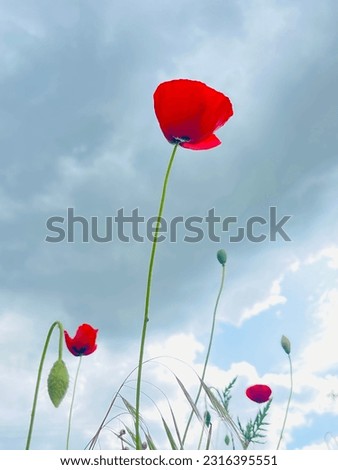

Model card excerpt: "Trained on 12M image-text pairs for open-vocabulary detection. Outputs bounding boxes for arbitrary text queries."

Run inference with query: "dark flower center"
[170,136,191,144]
[72,345,88,355]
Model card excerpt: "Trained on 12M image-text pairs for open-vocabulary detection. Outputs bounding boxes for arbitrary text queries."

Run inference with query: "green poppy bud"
[281,335,291,355]
[224,435,230,446]
[204,410,211,428]
[48,359,69,407]
[217,249,227,266]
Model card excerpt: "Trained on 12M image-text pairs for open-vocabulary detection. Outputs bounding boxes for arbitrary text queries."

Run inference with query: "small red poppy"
[64,323,98,356]
[246,384,272,404]
[153,79,233,150]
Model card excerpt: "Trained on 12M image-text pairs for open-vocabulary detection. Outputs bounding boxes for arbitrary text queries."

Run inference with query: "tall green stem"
[181,264,226,448]
[25,321,64,450]
[277,353,293,449]
[135,144,179,450]
[66,355,82,450]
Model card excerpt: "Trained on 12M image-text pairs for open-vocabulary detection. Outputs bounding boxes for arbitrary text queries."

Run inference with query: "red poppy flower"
[153,79,233,150]
[64,323,98,356]
[246,384,272,404]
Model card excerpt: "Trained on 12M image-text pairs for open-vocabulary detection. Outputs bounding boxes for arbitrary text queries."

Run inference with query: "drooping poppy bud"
[246,384,272,404]
[64,323,98,356]
[281,335,291,355]
[48,359,69,407]
[217,249,227,266]
[154,79,233,150]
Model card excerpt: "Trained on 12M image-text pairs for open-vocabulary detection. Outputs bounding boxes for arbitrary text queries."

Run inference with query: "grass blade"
[168,402,183,449]
[121,396,137,420]
[175,375,202,422]
[161,417,178,450]
[145,432,157,450]
[124,424,137,448]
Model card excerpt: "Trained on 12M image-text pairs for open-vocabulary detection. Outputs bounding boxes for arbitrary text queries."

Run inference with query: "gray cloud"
[0,0,337,340]
[0,1,338,449]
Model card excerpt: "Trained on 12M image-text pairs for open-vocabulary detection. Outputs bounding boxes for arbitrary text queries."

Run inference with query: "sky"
[0,0,337,451]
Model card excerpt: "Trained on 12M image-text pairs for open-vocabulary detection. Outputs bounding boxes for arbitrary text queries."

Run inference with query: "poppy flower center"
[72,346,88,355]
[170,136,191,144]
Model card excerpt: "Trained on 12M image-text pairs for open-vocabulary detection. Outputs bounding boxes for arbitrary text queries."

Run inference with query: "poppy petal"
[197,84,233,138]
[181,134,221,150]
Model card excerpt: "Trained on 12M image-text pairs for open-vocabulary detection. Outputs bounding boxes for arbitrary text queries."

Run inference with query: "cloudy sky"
[0,0,337,451]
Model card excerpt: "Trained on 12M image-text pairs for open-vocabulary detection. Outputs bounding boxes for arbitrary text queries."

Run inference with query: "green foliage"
[87,364,273,451]
[144,432,157,450]
[161,417,178,450]
[175,374,202,422]
[212,378,272,450]
[237,399,272,449]
[216,377,238,412]
[201,381,245,447]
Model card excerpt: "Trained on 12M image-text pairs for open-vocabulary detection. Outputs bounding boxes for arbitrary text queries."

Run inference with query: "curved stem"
[25,321,64,450]
[66,355,83,450]
[277,353,293,449]
[135,144,179,450]
[181,264,226,448]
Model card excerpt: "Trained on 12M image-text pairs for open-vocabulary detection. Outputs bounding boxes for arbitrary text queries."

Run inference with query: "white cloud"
[306,246,338,270]
[239,277,287,324]
[297,288,338,374]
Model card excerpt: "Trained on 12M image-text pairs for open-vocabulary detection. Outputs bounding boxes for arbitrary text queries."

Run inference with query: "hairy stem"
[66,355,82,450]
[25,321,64,450]
[181,264,226,448]
[277,354,293,449]
[135,144,179,449]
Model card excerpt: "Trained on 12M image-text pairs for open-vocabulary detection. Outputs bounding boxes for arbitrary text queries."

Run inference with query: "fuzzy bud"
[281,335,291,355]
[217,249,227,266]
[48,359,69,407]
